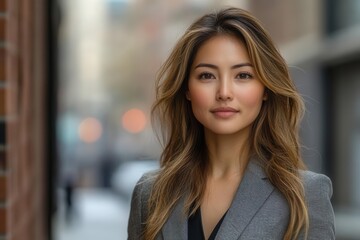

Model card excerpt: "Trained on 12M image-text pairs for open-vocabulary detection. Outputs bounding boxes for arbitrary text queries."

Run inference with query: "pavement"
[53,188,130,240]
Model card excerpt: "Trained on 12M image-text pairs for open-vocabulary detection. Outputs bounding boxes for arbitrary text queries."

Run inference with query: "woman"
[128,7,335,240]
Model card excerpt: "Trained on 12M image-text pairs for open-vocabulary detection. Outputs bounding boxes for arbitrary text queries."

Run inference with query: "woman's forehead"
[191,35,251,69]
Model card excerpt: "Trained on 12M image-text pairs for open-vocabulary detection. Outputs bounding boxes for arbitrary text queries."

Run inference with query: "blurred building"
[0,0,51,240]
[249,0,360,239]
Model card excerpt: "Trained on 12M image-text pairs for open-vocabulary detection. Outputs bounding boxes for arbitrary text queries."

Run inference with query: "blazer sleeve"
[303,172,335,239]
[128,171,156,240]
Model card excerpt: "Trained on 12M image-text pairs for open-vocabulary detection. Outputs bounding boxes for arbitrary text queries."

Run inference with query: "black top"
[188,207,227,240]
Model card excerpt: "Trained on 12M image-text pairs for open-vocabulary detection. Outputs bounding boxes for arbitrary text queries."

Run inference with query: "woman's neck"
[204,130,251,180]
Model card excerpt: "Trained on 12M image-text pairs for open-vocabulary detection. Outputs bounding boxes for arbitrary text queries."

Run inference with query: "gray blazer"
[128,159,335,239]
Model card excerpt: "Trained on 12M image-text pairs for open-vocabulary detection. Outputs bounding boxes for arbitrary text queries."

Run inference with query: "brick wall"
[0,0,48,239]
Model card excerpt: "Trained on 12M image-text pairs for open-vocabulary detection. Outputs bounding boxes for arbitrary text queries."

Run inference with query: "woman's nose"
[216,79,233,101]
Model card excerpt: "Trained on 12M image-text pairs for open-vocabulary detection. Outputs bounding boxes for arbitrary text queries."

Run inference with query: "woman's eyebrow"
[194,62,253,69]
[231,63,253,69]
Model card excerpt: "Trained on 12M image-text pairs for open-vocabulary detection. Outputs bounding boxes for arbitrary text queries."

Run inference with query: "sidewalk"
[54,188,130,240]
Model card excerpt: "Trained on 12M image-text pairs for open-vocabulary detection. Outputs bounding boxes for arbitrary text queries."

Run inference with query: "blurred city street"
[54,189,130,240]
[2,0,360,239]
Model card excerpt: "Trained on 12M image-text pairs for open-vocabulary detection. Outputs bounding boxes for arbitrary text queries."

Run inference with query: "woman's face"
[187,34,266,136]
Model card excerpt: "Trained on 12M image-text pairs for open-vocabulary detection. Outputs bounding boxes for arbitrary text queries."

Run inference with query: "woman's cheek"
[238,86,265,107]
[189,86,212,108]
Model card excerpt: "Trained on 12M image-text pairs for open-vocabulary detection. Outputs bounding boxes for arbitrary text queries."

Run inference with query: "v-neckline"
[200,208,228,240]
[188,207,228,240]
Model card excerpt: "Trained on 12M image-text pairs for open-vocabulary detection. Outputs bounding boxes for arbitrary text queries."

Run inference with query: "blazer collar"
[246,155,268,179]
[215,157,274,239]
[161,196,187,240]
[161,156,273,240]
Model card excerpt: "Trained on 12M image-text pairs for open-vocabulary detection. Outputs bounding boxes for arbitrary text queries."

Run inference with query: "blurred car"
[111,159,159,201]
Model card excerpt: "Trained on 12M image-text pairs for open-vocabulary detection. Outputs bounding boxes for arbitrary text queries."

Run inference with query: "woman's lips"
[210,107,239,118]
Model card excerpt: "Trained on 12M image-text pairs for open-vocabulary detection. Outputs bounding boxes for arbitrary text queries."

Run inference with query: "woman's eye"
[237,73,253,79]
[199,72,215,79]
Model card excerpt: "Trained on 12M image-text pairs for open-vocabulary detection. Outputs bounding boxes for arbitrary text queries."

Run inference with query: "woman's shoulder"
[133,169,159,197]
[299,170,335,238]
[129,170,160,225]
[299,170,333,198]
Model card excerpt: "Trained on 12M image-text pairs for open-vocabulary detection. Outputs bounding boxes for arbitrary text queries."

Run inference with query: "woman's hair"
[147,7,308,240]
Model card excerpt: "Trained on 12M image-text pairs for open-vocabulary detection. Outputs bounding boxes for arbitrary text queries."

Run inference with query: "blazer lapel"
[215,158,274,239]
[161,196,187,240]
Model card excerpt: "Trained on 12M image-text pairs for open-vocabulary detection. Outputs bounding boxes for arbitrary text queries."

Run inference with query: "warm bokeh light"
[122,108,147,133]
[78,117,103,143]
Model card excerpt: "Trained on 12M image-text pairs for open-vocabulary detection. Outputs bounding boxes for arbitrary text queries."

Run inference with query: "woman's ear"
[263,89,268,101]
[186,91,191,101]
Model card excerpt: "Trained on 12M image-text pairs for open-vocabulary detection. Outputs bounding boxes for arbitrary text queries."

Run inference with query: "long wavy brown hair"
[147,7,308,240]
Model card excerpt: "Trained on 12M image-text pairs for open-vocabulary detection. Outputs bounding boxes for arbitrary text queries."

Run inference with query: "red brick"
[0,1,6,12]
[0,175,5,200]
[0,207,6,233]
[0,17,4,41]
[0,151,5,170]
[0,48,5,80]
[0,88,5,115]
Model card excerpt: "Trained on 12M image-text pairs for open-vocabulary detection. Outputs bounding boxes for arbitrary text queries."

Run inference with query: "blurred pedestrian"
[128,7,335,240]
[64,172,76,223]
[99,151,117,188]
